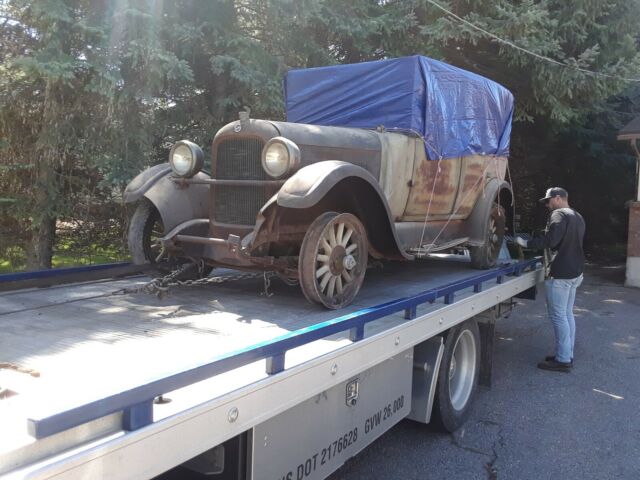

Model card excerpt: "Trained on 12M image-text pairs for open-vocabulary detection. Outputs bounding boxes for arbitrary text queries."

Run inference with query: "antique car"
[123,56,515,309]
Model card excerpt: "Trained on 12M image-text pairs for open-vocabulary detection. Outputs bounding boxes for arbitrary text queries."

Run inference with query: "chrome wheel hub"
[343,254,356,271]
[448,330,477,411]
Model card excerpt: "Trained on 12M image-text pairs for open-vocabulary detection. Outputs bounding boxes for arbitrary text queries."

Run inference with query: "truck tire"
[431,318,481,432]
[470,203,505,269]
[299,212,368,309]
[128,198,212,279]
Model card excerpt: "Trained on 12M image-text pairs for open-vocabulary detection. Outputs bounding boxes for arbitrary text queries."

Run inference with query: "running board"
[408,237,470,255]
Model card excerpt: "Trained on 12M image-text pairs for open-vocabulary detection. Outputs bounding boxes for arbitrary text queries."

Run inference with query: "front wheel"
[128,199,212,279]
[431,319,481,432]
[298,212,368,309]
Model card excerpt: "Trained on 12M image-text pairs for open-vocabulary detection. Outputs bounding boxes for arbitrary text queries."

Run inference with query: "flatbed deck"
[0,256,542,479]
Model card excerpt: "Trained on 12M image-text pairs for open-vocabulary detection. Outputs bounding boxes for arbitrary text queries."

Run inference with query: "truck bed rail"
[0,262,144,292]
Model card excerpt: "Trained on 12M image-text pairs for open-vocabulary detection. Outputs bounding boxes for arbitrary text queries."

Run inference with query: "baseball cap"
[538,187,568,203]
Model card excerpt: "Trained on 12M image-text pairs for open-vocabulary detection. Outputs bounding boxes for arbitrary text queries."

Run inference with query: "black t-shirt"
[528,207,585,279]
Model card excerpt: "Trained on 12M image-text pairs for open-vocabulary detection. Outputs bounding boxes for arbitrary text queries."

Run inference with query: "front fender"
[277,161,380,209]
[275,161,412,260]
[124,164,211,232]
[123,164,172,203]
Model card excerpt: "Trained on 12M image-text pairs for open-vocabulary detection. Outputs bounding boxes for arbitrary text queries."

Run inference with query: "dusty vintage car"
[124,56,514,309]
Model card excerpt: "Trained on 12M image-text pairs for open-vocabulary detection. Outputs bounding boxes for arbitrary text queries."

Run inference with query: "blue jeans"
[544,274,583,363]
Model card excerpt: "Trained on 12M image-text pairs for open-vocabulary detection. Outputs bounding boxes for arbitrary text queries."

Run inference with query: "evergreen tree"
[1,0,639,270]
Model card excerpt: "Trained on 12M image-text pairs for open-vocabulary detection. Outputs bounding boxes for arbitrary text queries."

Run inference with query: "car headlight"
[169,140,204,178]
[261,137,301,179]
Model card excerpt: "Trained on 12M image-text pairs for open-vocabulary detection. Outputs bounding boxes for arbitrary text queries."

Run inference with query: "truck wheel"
[128,199,212,279]
[299,212,368,309]
[470,203,505,269]
[432,319,480,432]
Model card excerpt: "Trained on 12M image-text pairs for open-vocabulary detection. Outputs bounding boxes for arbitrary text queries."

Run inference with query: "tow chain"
[112,261,280,299]
[113,259,378,300]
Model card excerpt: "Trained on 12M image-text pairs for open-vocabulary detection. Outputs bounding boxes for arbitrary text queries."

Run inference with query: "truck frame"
[0,255,541,480]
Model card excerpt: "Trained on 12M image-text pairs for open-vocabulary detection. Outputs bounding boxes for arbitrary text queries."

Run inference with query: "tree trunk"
[25,216,56,270]
[25,75,60,271]
[25,159,57,270]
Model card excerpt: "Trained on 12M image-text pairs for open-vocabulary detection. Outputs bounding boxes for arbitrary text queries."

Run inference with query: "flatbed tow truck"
[0,254,542,480]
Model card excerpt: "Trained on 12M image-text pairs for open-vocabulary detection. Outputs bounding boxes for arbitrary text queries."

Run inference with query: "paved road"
[330,264,640,480]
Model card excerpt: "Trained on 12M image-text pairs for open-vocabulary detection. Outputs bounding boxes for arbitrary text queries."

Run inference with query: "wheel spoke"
[321,238,332,254]
[328,225,338,248]
[319,271,332,291]
[317,254,330,263]
[342,270,352,283]
[336,275,343,294]
[346,243,358,254]
[316,265,330,278]
[336,222,345,246]
[327,276,337,298]
[341,228,353,247]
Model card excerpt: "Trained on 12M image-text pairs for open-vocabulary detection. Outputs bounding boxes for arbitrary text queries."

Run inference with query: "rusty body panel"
[453,156,507,218]
[403,156,461,219]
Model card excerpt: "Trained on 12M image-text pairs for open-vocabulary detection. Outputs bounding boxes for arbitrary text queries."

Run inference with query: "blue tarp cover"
[284,55,513,160]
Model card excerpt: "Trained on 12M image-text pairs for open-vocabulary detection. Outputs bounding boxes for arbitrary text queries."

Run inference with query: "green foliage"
[1,0,639,271]
[419,0,640,125]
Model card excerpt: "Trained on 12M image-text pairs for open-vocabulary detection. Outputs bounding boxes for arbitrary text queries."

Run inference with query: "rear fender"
[124,164,210,232]
[466,179,512,245]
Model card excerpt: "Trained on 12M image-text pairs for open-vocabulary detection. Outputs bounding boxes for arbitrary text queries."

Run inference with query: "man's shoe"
[537,358,571,372]
[544,355,573,366]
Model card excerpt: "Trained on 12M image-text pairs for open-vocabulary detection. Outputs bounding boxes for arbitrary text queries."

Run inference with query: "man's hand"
[515,236,528,248]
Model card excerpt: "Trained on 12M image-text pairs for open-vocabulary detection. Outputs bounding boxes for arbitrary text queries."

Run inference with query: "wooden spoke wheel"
[470,202,505,269]
[299,212,368,309]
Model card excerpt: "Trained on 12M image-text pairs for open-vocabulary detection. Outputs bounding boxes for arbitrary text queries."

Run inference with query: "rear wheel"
[128,199,212,279]
[299,212,368,309]
[470,202,505,269]
[431,319,481,432]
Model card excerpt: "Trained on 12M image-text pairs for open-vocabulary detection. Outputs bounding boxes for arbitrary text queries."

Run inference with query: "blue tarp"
[284,55,513,160]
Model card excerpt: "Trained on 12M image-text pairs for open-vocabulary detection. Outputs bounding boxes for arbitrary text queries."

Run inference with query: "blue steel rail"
[0,262,143,292]
[28,258,540,439]
[0,262,132,283]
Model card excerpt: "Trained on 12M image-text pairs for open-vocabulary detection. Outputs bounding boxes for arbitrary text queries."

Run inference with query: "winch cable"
[417,158,442,253]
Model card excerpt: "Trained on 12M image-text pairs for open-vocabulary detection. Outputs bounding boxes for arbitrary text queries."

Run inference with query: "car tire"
[431,319,481,432]
[128,199,212,279]
[470,202,505,269]
[298,212,368,309]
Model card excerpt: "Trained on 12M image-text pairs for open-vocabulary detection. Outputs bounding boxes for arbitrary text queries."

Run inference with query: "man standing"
[515,187,586,373]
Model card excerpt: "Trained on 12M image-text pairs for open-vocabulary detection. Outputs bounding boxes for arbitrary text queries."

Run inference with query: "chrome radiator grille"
[213,138,269,225]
